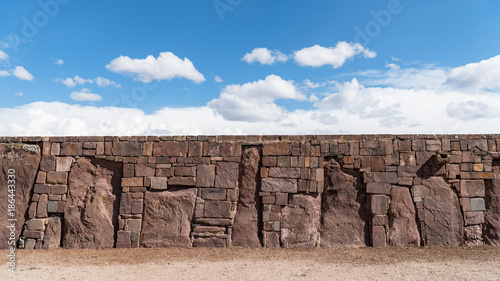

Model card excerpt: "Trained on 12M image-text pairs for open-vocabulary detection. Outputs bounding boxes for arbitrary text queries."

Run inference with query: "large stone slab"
[422,177,464,246]
[141,188,197,247]
[281,194,321,248]
[42,216,62,249]
[485,165,500,245]
[62,158,122,249]
[0,144,40,249]
[388,185,420,246]
[232,147,262,247]
[320,159,368,248]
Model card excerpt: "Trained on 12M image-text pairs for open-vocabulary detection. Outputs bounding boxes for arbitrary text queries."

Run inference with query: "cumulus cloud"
[208,74,306,122]
[242,48,289,65]
[294,42,376,68]
[12,66,34,81]
[56,75,120,88]
[70,88,103,102]
[447,101,500,121]
[445,55,500,91]
[214,75,223,83]
[106,52,205,83]
[0,50,8,61]
[0,70,10,77]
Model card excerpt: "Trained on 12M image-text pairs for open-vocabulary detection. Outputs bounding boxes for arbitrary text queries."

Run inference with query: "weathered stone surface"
[56,157,74,172]
[262,142,290,156]
[63,157,122,249]
[196,165,216,187]
[168,177,195,186]
[460,180,485,197]
[464,211,484,226]
[153,141,188,156]
[37,194,49,217]
[269,167,300,178]
[42,216,62,249]
[46,171,68,184]
[201,188,226,200]
[369,195,388,215]
[215,162,239,188]
[372,225,387,247]
[388,186,420,246]
[60,142,83,156]
[373,172,398,184]
[204,201,234,218]
[280,194,321,248]
[485,165,500,245]
[135,164,155,177]
[366,183,391,195]
[320,159,368,248]
[422,177,464,246]
[150,177,168,190]
[232,147,262,247]
[261,178,297,193]
[193,237,227,247]
[141,189,197,247]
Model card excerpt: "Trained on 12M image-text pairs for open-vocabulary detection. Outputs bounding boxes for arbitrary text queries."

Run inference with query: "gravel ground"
[3,246,500,280]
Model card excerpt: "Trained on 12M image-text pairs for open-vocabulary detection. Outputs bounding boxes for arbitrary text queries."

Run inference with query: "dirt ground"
[2,246,500,280]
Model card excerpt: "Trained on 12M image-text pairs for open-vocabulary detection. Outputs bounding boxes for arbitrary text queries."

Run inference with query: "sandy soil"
[2,246,500,280]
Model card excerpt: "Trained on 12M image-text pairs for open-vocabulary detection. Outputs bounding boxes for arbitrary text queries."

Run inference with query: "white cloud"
[242,48,289,65]
[0,70,10,77]
[214,75,223,83]
[55,59,64,65]
[208,74,306,122]
[16,92,23,97]
[0,41,9,49]
[385,63,400,71]
[70,88,103,102]
[95,76,121,87]
[12,66,34,81]
[445,55,500,91]
[447,101,500,121]
[56,75,120,88]
[0,50,8,61]
[294,42,376,68]
[106,52,205,83]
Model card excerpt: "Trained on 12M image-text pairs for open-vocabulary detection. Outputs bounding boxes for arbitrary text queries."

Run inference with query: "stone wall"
[1,135,500,249]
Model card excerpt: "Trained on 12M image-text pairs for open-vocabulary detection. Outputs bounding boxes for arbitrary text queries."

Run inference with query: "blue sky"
[1,0,500,135]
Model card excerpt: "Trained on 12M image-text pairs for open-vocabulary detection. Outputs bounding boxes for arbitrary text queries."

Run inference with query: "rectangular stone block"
[372,225,387,247]
[188,141,203,157]
[34,184,50,194]
[56,157,74,172]
[37,194,49,218]
[27,219,46,231]
[372,215,389,226]
[46,171,68,184]
[464,211,484,226]
[47,201,64,213]
[204,201,233,218]
[122,177,144,187]
[460,180,485,197]
[150,177,168,190]
[366,183,391,195]
[262,142,291,156]
[135,164,155,177]
[40,155,56,171]
[153,141,188,156]
[373,172,398,184]
[261,178,298,193]
[196,165,216,187]
[60,142,83,156]
[215,162,239,188]
[268,167,300,179]
[370,156,385,172]
[370,195,388,215]
[168,177,196,186]
[470,198,486,211]
[49,184,67,195]
[202,188,226,200]
[174,166,195,177]
[262,157,277,167]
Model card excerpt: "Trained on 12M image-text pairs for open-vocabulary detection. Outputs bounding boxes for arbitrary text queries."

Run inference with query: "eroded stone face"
[140,188,197,247]
[388,185,420,247]
[62,158,122,249]
[422,177,464,246]
[0,144,40,249]
[485,165,500,245]
[280,194,321,248]
[320,159,368,248]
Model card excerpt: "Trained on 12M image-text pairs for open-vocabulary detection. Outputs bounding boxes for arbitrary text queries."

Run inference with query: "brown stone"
[141,189,197,247]
[460,180,485,197]
[370,156,385,172]
[280,194,321,248]
[40,155,56,171]
[366,183,391,195]
[42,216,62,249]
[49,184,67,195]
[196,165,216,187]
[193,237,228,247]
[485,165,500,245]
[320,159,368,248]
[261,178,298,193]
[422,177,464,246]
[62,157,122,249]
[215,162,239,188]
[60,142,83,156]
[370,195,388,215]
[34,184,50,194]
[135,164,155,177]
[464,211,484,226]
[174,166,195,177]
[168,177,196,186]
[56,157,74,172]
[262,142,291,156]
[372,225,387,247]
[232,147,262,247]
[388,186,420,246]
[204,201,234,218]
[37,194,49,218]
[150,177,168,190]
[46,171,68,184]
[201,188,226,200]
[373,172,398,184]
[153,141,188,157]
[268,167,300,178]
[122,177,143,187]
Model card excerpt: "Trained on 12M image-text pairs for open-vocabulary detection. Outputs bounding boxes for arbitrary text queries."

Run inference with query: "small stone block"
[470,198,486,211]
[150,177,168,190]
[366,183,391,195]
